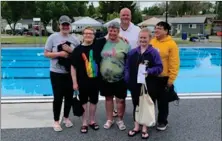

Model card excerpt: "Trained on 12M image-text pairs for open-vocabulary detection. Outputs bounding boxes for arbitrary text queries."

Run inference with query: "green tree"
[216,1,222,19]
[200,2,214,14]
[98,1,110,21]
[98,1,140,23]
[22,1,36,19]
[167,1,210,16]
[48,1,88,31]
[87,2,96,17]
[1,1,26,35]
[143,6,162,15]
[65,1,88,19]
[35,1,53,35]
[133,8,142,24]
[107,12,119,21]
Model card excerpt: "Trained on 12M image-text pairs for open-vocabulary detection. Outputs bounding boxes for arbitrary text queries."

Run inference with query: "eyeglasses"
[83,33,94,35]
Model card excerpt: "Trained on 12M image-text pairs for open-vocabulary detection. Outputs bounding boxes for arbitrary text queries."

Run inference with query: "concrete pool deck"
[1,42,222,48]
[1,98,221,141]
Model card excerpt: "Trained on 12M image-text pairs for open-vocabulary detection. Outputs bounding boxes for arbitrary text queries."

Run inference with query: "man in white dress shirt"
[119,8,141,49]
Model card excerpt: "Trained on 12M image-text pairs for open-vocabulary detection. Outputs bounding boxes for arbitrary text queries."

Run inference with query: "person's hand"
[119,36,129,44]
[73,83,78,90]
[62,44,72,53]
[167,83,173,88]
[143,72,148,77]
[59,51,69,58]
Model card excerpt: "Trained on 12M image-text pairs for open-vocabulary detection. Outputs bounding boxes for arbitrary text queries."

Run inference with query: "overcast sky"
[90,1,162,10]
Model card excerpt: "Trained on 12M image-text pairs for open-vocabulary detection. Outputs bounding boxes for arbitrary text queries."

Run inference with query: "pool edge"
[1,93,221,104]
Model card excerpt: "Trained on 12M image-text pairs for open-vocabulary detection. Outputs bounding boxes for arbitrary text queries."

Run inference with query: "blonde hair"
[139,28,152,39]
[82,26,95,34]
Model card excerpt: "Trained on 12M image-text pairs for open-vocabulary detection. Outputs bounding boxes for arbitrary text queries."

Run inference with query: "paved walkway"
[1,43,221,48]
[1,99,221,141]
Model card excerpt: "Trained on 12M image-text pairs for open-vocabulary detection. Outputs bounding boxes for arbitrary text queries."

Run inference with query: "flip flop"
[89,123,99,130]
[80,125,88,133]
[141,132,149,139]
[128,129,140,137]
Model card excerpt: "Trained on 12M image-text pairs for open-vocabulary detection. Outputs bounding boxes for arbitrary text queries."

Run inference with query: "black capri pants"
[50,71,73,121]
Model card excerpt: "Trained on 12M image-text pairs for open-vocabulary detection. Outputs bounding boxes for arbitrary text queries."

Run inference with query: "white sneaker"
[53,123,63,132]
[116,120,126,131]
[63,119,73,128]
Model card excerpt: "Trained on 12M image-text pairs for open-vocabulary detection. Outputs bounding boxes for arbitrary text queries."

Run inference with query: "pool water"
[1,47,221,97]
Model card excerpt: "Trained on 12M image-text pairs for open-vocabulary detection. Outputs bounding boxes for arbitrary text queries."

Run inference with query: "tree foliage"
[143,6,162,15]
[107,12,119,21]
[87,2,96,17]
[98,1,141,23]
[1,1,219,34]
[1,1,26,34]
[216,1,222,20]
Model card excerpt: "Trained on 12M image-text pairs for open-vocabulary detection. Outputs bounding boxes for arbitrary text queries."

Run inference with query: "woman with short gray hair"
[100,22,130,131]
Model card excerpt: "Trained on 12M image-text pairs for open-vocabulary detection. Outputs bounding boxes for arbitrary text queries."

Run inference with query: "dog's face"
[57,41,72,51]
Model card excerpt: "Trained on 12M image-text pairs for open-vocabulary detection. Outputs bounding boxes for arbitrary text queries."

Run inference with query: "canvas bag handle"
[141,83,148,96]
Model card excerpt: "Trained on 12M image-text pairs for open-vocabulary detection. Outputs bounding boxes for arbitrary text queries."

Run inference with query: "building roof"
[17,19,33,24]
[182,14,217,19]
[159,17,206,24]
[138,17,163,26]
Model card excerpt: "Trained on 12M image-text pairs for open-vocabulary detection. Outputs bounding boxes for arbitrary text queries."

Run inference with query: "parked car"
[24,29,40,36]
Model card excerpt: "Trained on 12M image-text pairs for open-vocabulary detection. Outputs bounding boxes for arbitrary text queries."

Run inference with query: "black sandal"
[89,123,99,130]
[80,125,88,133]
[128,129,140,137]
[141,132,149,139]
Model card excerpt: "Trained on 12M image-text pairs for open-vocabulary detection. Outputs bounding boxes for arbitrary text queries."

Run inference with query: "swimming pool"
[1,47,221,97]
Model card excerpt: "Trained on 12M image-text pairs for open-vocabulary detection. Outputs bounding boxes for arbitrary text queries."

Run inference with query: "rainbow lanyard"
[81,50,98,78]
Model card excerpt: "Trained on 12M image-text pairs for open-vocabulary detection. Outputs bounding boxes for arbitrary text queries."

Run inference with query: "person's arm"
[71,65,78,84]
[124,51,132,83]
[70,47,79,90]
[95,37,107,55]
[146,49,163,75]
[44,50,68,59]
[168,42,180,86]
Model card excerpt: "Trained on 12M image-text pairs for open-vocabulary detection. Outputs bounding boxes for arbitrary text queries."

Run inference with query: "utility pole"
[166,1,168,23]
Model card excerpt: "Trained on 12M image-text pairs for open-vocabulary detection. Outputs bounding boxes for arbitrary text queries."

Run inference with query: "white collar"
[121,22,133,32]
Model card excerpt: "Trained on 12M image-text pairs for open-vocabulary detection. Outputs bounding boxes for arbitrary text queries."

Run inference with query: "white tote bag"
[135,84,156,127]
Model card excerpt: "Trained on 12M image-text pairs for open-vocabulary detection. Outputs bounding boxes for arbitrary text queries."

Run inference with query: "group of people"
[44,8,180,139]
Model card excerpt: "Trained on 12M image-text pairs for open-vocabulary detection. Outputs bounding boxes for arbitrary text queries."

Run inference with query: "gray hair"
[108,21,120,29]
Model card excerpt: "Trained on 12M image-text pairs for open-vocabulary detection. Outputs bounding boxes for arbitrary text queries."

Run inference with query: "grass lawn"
[1,36,48,44]
[1,35,220,45]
